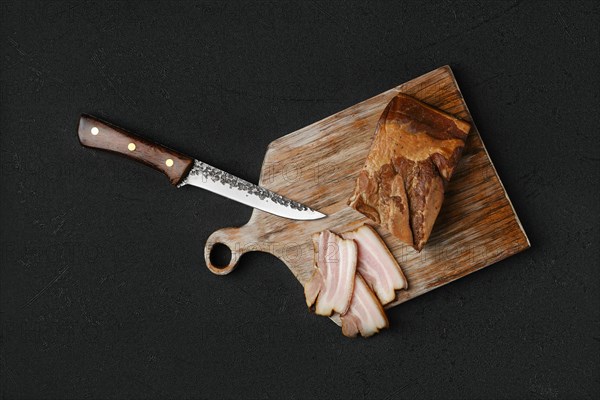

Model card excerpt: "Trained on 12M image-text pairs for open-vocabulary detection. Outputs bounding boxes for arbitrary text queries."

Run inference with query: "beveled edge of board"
[381,65,531,309]
[444,66,530,250]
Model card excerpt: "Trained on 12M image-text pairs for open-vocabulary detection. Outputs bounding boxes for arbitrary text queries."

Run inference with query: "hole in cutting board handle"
[204,227,248,275]
[209,243,232,268]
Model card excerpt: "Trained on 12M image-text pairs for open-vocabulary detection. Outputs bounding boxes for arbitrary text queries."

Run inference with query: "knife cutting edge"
[77,114,326,221]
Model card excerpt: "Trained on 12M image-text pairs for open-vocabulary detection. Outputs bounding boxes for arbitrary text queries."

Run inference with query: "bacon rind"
[342,225,408,305]
[303,269,322,308]
[348,93,471,251]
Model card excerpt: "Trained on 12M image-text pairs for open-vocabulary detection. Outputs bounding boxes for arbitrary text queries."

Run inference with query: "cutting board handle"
[205,226,255,275]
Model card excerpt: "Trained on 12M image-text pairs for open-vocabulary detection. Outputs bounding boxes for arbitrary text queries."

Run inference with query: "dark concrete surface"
[1,1,598,399]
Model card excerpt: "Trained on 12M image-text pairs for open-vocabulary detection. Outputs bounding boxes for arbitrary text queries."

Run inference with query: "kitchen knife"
[77,115,326,220]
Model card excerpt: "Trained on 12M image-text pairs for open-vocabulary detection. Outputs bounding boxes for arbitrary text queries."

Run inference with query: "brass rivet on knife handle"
[77,114,194,185]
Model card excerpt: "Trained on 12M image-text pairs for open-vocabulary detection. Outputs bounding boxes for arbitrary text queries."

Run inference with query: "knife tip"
[302,210,327,220]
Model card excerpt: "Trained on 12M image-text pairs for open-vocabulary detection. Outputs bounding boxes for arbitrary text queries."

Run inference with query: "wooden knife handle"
[77,114,194,185]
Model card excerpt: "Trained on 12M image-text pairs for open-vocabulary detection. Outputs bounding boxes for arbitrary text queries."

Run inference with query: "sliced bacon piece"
[342,225,408,305]
[304,230,357,316]
[341,274,389,337]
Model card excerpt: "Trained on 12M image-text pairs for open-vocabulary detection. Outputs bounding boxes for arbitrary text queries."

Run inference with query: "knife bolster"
[77,114,194,185]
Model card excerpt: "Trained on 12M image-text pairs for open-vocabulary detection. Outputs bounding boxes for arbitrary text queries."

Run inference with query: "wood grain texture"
[204,66,530,322]
[78,114,194,185]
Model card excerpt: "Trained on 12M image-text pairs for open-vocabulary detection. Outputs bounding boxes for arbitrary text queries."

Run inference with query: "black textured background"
[1,1,599,399]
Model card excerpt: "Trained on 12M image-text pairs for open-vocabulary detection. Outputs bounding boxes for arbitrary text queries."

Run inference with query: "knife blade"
[77,114,326,220]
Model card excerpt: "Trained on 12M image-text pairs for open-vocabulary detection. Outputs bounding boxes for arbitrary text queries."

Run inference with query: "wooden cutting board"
[205,66,530,322]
